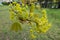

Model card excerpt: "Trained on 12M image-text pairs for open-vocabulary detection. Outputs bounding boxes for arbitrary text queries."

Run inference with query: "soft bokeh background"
[0,0,60,40]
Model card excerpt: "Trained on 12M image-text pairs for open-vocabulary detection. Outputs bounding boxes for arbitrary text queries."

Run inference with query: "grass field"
[0,5,60,40]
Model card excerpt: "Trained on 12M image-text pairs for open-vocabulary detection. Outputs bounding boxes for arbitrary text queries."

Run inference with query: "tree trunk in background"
[45,0,48,8]
[58,1,60,8]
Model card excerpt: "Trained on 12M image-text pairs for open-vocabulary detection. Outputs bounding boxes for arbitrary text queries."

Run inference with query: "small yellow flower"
[22,3,25,7]
[30,3,35,12]
[37,30,40,33]
[26,5,28,8]
[43,29,49,33]
[30,29,33,33]
[34,18,40,23]
[48,23,51,27]
[25,12,29,19]
[42,9,46,14]
[40,28,46,33]
[22,7,26,11]
[9,4,12,6]
[10,16,14,20]
[10,11,15,20]
[19,10,22,14]
[38,22,42,25]
[29,12,34,17]
[13,2,17,4]
[40,26,50,33]
[36,4,40,9]
[31,34,36,39]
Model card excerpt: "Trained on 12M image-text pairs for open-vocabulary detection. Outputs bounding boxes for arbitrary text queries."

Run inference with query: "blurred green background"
[0,5,60,40]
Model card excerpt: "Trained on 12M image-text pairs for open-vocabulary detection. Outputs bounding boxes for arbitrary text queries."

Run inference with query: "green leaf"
[11,22,22,32]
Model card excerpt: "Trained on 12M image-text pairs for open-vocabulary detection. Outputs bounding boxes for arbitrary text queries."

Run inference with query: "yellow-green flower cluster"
[9,2,51,39]
[10,11,15,20]
[33,9,51,33]
[30,3,35,13]
[9,2,29,21]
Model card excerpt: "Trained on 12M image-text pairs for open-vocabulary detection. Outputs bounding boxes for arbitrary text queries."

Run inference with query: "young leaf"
[11,22,22,32]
